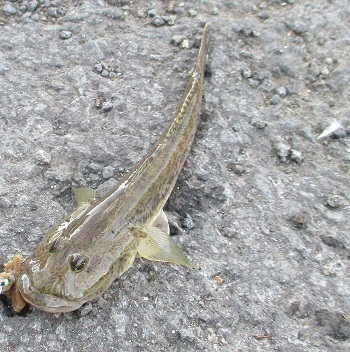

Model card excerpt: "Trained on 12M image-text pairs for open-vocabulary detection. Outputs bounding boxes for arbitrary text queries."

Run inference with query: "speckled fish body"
[17,25,210,313]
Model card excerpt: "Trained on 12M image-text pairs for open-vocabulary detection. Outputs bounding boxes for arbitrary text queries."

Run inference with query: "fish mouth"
[17,273,82,313]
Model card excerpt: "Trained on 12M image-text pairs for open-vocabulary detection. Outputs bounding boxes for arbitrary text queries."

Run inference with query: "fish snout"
[17,260,82,313]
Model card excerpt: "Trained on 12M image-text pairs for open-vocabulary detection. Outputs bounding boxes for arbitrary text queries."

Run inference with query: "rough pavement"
[0,0,349,351]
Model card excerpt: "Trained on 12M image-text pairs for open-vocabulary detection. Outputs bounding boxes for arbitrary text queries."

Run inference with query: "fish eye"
[69,253,88,273]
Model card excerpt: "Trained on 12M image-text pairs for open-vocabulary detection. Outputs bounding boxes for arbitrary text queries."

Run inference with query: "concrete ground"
[0,0,349,351]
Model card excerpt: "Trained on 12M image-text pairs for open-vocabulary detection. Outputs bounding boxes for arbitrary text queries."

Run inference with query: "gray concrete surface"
[0,0,349,351]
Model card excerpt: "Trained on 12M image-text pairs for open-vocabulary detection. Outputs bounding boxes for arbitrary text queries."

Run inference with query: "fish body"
[16,25,210,313]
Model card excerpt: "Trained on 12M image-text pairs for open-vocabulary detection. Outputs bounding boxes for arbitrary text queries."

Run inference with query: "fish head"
[17,249,92,313]
[17,211,137,313]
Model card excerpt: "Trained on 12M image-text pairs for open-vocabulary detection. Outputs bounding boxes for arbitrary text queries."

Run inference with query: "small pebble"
[181,39,190,49]
[233,164,245,176]
[276,87,287,97]
[59,31,72,40]
[171,35,183,46]
[197,311,211,322]
[182,214,195,230]
[152,16,165,27]
[214,275,224,284]
[251,118,268,129]
[102,102,113,112]
[242,67,252,78]
[259,79,275,93]
[88,174,100,184]
[0,196,12,208]
[95,98,102,109]
[136,10,144,18]
[208,186,227,203]
[188,9,197,17]
[31,13,39,21]
[48,7,58,17]
[232,123,241,132]
[270,95,281,105]
[308,62,320,80]
[35,150,52,165]
[303,32,313,43]
[162,15,175,26]
[320,67,329,76]
[325,57,333,65]
[290,149,303,164]
[147,9,157,17]
[101,69,109,77]
[211,7,219,15]
[239,28,256,37]
[291,212,307,228]
[195,170,208,182]
[93,63,103,74]
[87,162,101,173]
[108,71,118,79]
[167,1,175,13]
[114,98,126,111]
[44,170,67,183]
[326,195,343,208]
[58,8,66,16]
[0,62,9,74]
[275,142,290,162]
[248,78,260,87]
[172,6,185,15]
[258,11,269,20]
[3,4,17,16]
[317,36,326,45]
[253,70,271,82]
[291,21,307,35]
[102,166,115,180]
[27,1,39,12]
[322,260,340,277]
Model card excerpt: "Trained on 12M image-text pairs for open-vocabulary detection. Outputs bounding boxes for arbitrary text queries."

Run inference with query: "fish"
[11,24,210,313]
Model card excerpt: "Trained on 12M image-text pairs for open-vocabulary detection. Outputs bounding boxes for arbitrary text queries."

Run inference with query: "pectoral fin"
[73,187,95,207]
[135,225,194,268]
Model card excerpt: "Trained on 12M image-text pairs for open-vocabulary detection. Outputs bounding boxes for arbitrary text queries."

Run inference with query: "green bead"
[0,278,10,287]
